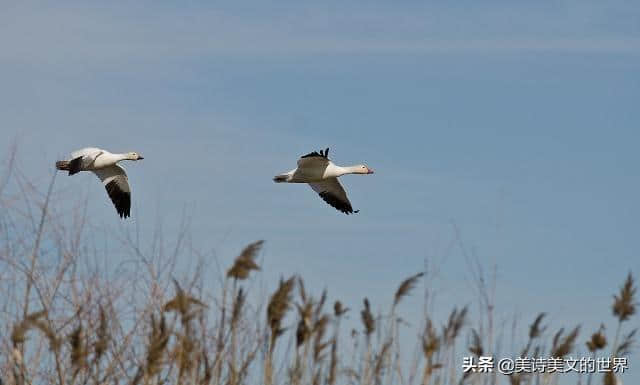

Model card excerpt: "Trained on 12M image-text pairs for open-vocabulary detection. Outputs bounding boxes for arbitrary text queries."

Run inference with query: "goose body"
[55,147,144,218]
[274,148,373,214]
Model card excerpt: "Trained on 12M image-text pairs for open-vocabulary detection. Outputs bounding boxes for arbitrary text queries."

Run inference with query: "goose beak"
[138,156,144,160]
[367,168,374,174]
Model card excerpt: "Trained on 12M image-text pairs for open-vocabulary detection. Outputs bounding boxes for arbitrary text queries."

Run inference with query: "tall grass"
[0,152,636,385]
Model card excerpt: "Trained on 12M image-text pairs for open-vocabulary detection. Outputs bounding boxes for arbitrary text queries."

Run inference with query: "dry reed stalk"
[360,298,376,385]
[420,318,441,385]
[163,279,206,382]
[312,314,330,363]
[144,314,170,381]
[519,312,546,358]
[585,324,607,385]
[327,337,338,385]
[611,272,637,361]
[164,279,206,324]
[264,276,295,385]
[200,349,212,385]
[292,279,330,385]
[86,304,110,384]
[326,300,348,385]
[384,272,424,385]
[68,324,87,379]
[373,340,391,384]
[293,300,313,385]
[237,344,260,384]
[228,287,246,385]
[361,298,375,337]
[443,306,467,346]
[267,276,296,350]
[468,328,483,357]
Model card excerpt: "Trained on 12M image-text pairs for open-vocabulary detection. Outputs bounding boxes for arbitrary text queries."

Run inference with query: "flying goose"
[273,148,373,214]
[55,147,144,218]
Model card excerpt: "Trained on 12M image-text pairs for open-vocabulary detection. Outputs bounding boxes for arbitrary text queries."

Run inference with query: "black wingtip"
[301,148,330,159]
[105,180,131,219]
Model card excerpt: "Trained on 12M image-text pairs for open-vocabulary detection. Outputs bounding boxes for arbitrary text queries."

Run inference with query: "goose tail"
[55,160,70,171]
[273,174,290,183]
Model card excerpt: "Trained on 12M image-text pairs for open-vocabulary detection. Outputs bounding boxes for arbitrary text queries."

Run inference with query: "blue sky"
[1,1,639,382]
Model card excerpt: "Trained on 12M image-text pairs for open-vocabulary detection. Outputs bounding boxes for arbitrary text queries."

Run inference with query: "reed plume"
[468,328,483,357]
[586,324,607,353]
[361,298,375,336]
[69,324,87,376]
[393,272,424,307]
[613,272,636,322]
[94,306,109,360]
[334,301,349,317]
[443,306,468,345]
[267,276,296,347]
[145,314,170,379]
[227,240,263,280]
[529,312,547,339]
[164,279,207,324]
[551,326,580,358]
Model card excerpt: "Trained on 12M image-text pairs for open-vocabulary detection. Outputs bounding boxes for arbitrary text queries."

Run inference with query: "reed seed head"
[551,326,580,358]
[267,276,296,346]
[94,306,109,359]
[586,324,607,352]
[529,313,546,339]
[69,324,87,372]
[360,298,375,336]
[333,301,349,317]
[422,318,439,359]
[613,272,636,322]
[227,240,263,280]
[393,272,424,307]
[164,279,206,324]
[468,328,483,356]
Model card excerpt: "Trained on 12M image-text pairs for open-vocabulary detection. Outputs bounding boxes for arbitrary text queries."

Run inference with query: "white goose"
[273,148,373,214]
[55,147,144,218]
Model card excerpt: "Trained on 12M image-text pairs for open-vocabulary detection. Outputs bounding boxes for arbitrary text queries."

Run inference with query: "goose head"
[126,152,144,160]
[354,164,374,174]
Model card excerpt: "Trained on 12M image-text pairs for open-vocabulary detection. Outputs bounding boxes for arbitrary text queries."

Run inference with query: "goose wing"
[308,178,358,215]
[71,147,103,159]
[64,147,105,174]
[297,147,331,168]
[92,165,131,218]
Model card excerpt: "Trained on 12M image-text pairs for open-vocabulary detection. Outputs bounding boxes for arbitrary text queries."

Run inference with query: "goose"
[55,147,144,218]
[273,148,373,214]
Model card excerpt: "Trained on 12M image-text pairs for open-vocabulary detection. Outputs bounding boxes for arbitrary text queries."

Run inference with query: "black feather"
[301,148,330,159]
[105,180,131,218]
[318,191,356,215]
[67,156,84,176]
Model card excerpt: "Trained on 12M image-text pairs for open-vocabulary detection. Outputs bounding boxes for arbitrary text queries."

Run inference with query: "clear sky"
[1,1,639,383]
